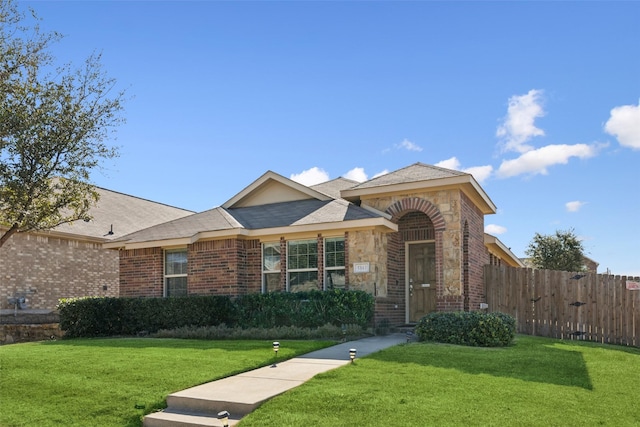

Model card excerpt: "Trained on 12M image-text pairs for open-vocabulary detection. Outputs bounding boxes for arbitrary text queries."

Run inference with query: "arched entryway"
[386,198,445,323]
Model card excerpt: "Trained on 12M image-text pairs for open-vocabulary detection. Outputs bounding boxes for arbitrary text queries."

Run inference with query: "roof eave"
[104,218,398,250]
[342,175,497,214]
[484,233,525,267]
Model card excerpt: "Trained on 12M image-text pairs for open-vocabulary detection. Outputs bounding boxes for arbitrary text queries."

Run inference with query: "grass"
[1,335,639,427]
[0,338,332,427]
[239,335,640,426]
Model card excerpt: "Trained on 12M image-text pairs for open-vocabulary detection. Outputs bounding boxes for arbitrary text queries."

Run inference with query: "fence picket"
[484,265,638,348]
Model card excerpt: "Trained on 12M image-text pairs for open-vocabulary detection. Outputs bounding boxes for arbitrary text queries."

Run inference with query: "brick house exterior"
[0,188,193,311]
[107,163,523,325]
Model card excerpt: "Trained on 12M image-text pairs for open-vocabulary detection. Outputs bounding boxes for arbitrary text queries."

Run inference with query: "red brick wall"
[119,248,163,297]
[380,210,439,325]
[188,239,261,296]
[460,192,486,311]
[245,239,262,294]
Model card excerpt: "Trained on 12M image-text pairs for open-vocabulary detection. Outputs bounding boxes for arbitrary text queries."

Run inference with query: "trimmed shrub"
[415,311,515,347]
[234,289,374,329]
[152,323,365,340]
[58,289,374,338]
[58,295,237,338]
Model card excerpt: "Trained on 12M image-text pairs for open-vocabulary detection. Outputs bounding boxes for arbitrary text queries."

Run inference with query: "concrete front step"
[143,358,350,427]
[144,410,241,427]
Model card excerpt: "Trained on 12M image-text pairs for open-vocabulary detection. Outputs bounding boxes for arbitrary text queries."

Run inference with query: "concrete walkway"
[144,333,409,427]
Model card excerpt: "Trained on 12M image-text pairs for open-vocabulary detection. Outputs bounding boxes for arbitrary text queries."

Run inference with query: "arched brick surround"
[383,198,447,323]
[385,198,446,230]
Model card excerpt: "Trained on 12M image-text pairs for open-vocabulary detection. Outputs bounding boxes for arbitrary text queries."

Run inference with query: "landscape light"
[349,348,357,363]
[217,410,230,427]
[272,341,280,367]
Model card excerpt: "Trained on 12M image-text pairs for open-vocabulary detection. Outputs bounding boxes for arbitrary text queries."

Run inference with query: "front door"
[408,242,437,322]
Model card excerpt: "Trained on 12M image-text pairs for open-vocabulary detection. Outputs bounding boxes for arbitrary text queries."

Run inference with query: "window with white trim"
[165,249,187,297]
[262,242,281,293]
[287,239,318,292]
[324,237,345,290]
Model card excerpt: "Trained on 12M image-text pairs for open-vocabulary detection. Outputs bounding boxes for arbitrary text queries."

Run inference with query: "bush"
[58,295,237,338]
[415,311,515,347]
[152,323,366,340]
[234,289,374,329]
[58,290,374,338]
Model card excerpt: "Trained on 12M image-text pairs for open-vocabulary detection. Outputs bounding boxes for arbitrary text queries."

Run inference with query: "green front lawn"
[240,335,640,426]
[0,338,331,427]
[1,335,639,427]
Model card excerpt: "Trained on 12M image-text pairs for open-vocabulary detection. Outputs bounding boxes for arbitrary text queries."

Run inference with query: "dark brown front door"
[408,242,437,322]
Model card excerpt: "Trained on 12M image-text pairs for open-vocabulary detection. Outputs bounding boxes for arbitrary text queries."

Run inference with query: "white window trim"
[262,242,281,293]
[286,239,318,292]
[164,248,187,297]
[324,236,345,290]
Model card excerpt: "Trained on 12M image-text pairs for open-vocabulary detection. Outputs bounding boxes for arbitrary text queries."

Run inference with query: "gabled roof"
[341,162,497,214]
[47,187,194,242]
[311,177,359,199]
[105,197,395,249]
[223,171,331,208]
[484,233,525,267]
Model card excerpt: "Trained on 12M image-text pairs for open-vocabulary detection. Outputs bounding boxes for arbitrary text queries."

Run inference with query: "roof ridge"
[94,185,195,213]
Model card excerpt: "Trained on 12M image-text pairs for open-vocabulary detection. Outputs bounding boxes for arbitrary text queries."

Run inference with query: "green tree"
[525,228,585,272]
[0,0,125,247]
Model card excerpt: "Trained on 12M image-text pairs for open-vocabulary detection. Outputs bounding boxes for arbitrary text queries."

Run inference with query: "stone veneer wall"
[362,189,475,314]
[347,230,388,297]
[0,231,118,310]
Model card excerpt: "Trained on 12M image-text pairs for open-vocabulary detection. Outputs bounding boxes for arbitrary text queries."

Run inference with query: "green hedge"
[235,289,374,329]
[58,290,374,338]
[415,311,516,347]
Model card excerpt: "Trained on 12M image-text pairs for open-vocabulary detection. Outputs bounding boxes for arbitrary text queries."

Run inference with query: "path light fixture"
[349,348,357,363]
[217,410,230,427]
[272,341,280,367]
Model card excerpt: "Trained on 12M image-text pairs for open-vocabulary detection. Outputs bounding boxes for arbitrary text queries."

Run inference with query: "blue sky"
[23,1,640,275]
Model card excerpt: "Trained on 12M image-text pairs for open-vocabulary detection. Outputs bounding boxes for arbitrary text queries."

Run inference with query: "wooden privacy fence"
[484,265,640,347]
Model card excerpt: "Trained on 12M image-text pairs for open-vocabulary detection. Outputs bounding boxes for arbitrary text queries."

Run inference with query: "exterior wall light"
[217,410,230,427]
[349,348,357,363]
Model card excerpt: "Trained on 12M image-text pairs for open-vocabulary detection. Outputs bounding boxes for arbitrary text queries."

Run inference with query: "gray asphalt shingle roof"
[310,177,359,199]
[349,162,466,190]
[53,187,194,241]
[113,198,383,244]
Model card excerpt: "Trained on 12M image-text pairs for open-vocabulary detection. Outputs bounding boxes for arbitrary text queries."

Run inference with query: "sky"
[19,1,640,276]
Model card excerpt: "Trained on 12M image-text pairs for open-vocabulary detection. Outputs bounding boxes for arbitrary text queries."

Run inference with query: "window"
[165,249,187,297]
[324,237,345,290]
[262,242,281,293]
[287,239,318,292]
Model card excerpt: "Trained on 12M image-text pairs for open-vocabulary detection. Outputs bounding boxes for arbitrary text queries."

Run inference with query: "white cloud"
[463,165,493,183]
[496,143,600,178]
[395,138,423,152]
[496,89,545,153]
[372,169,389,179]
[435,157,492,183]
[290,167,329,186]
[485,224,507,235]
[344,167,368,183]
[435,157,461,170]
[604,100,640,150]
[566,200,586,212]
